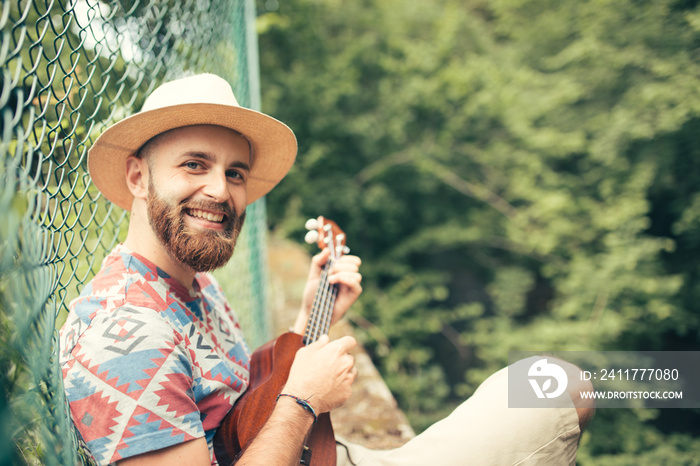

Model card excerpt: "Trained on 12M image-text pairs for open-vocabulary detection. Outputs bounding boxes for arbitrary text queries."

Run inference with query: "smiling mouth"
[187,208,226,223]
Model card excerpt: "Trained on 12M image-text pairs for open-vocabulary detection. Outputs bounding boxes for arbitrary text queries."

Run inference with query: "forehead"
[145,124,251,165]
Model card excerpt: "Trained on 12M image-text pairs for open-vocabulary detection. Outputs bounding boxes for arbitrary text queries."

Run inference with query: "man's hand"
[282,335,358,413]
[294,249,362,333]
[236,335,357,465]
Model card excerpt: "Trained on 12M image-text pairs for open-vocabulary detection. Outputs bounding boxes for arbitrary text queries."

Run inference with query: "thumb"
[333,335,357,352]
[306,334,330,348]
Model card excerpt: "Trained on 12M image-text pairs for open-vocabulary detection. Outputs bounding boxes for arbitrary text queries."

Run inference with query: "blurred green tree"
[256,0,700,461]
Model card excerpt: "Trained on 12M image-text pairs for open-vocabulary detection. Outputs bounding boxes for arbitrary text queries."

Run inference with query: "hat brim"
[88,103,297,211]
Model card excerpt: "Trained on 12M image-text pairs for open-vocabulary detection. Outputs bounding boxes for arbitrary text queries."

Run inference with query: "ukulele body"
[213,332,337,465]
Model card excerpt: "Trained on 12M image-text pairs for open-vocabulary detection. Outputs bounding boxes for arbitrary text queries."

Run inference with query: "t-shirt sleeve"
[62,305,205,465]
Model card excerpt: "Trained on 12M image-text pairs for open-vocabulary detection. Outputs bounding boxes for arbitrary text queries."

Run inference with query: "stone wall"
[268,237,415,449]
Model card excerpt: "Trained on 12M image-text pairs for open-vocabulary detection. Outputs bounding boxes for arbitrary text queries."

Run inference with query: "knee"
[551,358,596,431]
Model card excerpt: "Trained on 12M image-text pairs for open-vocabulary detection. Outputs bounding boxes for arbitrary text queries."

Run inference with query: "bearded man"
[60,74,593,466]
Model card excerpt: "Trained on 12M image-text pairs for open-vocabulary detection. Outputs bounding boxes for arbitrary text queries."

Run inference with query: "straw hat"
[87,74,297,210]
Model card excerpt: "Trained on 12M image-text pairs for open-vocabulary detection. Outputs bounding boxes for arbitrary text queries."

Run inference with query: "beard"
[146,178,246,272]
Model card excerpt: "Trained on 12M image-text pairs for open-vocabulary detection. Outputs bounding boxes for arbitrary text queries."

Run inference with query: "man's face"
[143,125,250,272]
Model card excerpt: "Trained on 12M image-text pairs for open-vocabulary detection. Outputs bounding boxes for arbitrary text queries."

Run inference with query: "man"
[60,74,593,465]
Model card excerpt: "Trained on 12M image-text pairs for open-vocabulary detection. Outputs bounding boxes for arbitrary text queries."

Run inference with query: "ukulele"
[213,216,349,465]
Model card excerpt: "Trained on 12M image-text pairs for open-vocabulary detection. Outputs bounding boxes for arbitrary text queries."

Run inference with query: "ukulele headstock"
[304,216,349,259]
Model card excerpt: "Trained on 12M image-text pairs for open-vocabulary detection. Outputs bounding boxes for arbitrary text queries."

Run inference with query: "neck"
[123,205,197,290]
[302,258,338,345]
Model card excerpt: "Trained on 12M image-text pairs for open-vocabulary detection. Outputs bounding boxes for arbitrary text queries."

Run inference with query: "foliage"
[257,0,700,461]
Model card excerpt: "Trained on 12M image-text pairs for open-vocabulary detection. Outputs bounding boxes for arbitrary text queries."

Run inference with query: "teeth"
[190,209,224,223]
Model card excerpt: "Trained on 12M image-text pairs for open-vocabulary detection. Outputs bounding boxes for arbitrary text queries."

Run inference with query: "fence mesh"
[0,0,269,463]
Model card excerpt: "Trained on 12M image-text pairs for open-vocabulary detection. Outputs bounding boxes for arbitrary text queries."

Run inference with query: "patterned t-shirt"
[59,245,250,465]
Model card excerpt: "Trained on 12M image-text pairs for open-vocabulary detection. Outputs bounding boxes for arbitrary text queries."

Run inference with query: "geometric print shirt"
[59,244,251,465]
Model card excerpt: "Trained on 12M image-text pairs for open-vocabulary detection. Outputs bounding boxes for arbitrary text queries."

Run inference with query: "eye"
[226,170,245,183]
[184,161,203,170]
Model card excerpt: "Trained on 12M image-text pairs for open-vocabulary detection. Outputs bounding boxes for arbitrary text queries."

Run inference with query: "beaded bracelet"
[276,393,318,423]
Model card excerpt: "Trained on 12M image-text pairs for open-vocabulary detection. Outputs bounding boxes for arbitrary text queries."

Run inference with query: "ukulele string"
[314,233,340,341]
[303,265,327,343]
[308,230,338,344]
[303,223,347,344]
[304,262,332,345]
[315,258,337,340]
[303,228,330,343]
[321,235,344,335]
[322,284,339,336]
[309,258,336,342]
[304,228,336,345]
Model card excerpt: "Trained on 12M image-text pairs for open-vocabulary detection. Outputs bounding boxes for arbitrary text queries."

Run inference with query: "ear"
[125,156,148,200]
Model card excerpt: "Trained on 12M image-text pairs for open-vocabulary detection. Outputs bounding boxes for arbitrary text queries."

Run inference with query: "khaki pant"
[336,361,580,465]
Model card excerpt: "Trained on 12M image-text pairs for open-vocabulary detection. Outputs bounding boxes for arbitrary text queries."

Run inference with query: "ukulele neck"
[303,258,338,345]
[301,216,348,346]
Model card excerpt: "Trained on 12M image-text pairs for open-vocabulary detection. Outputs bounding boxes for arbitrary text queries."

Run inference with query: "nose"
[202,170,230,203]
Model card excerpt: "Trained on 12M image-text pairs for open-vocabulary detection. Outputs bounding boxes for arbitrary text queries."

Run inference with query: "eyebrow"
[184,151,251,172]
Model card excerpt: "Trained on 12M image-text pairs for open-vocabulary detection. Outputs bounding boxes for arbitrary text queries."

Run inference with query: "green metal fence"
[0,0,269,463]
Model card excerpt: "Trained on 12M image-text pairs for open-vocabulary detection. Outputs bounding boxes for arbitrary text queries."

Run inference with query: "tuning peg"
[343,246,350,254]
[305,218,319,230]
[304,230,319,244]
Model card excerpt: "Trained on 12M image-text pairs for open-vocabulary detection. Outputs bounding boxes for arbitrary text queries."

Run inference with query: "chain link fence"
[1,0,269,463]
